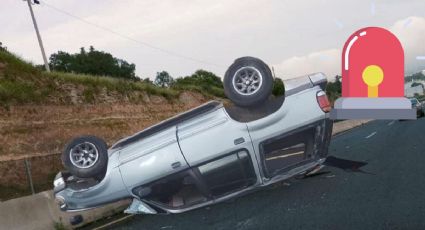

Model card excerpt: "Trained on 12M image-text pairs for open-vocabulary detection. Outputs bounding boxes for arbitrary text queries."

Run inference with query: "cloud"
[273,49,341,81]
[3,1,425,79]
[274,16,425,81]
[2,0,275,78]
[390,16,425,74]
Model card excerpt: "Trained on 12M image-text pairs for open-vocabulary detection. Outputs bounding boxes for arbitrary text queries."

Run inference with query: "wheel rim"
[69,142,99,169]
[232,66,263,96]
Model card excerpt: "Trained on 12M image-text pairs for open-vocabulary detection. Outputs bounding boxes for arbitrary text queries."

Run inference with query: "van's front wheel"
[62,136,108,179]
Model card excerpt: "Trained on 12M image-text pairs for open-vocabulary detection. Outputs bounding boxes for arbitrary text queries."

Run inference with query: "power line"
[39,0,224,67]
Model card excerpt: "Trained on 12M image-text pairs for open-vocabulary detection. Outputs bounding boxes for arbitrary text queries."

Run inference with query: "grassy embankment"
[0,50,224,107]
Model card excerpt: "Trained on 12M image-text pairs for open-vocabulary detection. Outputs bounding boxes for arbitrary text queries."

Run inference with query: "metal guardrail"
[24,159,35,195]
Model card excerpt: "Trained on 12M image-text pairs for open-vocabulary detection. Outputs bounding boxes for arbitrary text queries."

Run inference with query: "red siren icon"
[330,27,416,120]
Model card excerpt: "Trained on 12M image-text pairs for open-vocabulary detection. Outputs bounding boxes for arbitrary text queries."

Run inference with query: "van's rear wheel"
[62,136,108,179]
[224,57,274,107]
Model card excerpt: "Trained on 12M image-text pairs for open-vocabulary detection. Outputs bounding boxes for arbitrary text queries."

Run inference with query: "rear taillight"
[316,91,331,113]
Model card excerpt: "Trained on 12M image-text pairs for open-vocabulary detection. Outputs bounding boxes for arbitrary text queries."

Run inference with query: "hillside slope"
[0,50,222,160]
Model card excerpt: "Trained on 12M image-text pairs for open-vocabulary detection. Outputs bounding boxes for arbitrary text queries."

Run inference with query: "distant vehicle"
[53,57,333,214]
[409,97,424,117]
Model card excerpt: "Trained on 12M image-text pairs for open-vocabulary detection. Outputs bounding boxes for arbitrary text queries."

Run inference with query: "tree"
[326,75,342,104]
[154,71,174,87]
[174,70,222,88]
[141,78,153,84]
[0,42,6,52]
[184,70,223,88]
[405,72,425,82]
[272,78,285,96]
[49,51,73,72]
[411,82,424,88]
[49,46,137,80]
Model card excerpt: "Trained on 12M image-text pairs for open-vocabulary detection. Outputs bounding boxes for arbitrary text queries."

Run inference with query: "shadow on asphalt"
[324,156,375,175]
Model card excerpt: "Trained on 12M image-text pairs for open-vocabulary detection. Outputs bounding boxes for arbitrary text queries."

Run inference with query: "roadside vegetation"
[0,48,179,106]
[405,71,425,82]
[47,46,137,80]
[0,45,287,108]
[326,75,342,105]
[0,48,213,107]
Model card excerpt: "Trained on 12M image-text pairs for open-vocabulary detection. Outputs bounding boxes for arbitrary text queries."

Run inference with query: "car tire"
[62,136,108,179]
[224,57,274,107]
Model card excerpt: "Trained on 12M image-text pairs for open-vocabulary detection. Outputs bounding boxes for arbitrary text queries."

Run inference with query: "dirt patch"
[179,91,205,107]
[0,91,215,200]
[0,62,6,70]
[0,92,211,159]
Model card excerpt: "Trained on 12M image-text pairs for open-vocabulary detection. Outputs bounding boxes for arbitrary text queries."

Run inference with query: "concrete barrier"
[0,190,130,230]
[0,119,372,230]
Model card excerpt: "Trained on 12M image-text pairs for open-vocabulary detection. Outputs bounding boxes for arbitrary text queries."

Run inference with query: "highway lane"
[110,118,425,230]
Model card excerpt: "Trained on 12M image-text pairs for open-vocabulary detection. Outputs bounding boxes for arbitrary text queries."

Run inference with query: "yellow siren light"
[362,65,384,98]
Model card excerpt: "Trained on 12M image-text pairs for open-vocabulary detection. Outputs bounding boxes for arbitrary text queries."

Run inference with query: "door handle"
[171,161,181,169]
[234,137,245,145]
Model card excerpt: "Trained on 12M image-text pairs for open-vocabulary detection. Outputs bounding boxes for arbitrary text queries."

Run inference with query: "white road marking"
[417,56,425,60]
[387,120,395,126]
[365,131,377,139]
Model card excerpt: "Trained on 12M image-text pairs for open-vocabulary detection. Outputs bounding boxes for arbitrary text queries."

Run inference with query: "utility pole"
[25,0,50,72]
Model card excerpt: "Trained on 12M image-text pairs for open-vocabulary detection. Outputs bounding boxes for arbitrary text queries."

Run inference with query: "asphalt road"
[110,118,425,230]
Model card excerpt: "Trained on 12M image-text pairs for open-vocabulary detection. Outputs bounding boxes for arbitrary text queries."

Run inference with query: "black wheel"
[224,57,274,107]
[62,136,108,179]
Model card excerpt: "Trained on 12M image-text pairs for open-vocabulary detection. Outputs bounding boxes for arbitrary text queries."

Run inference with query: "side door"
[118,126,189,189]
[247,89,326,180]
[177,107,260,198]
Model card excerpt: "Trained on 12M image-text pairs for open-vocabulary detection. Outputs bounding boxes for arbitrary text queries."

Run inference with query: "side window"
[132,150,257,208]
[133,170,208,209]
[197,150,257,197]
[260,127,315,178]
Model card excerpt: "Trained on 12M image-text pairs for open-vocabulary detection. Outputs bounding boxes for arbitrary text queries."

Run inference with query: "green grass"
[0,50,218,106]
[172,83,225,98]
[0,79,37,103]
[46,71,180,99]
[0,50,38,75]
[53,221,67,230]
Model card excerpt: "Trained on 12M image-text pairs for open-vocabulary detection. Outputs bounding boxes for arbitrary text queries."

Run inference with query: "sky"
[1,0,425,80]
